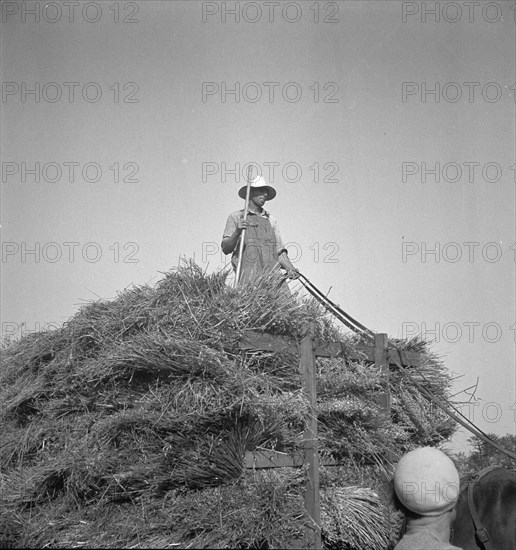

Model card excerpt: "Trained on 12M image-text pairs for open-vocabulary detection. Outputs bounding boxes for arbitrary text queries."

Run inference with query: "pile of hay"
[0,262,456,548]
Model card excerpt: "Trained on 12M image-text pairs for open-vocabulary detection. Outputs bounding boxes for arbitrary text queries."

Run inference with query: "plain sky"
[1,0,515,452]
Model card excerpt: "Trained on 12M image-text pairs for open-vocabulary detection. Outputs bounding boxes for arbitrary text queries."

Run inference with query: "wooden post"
[299,325,321,550]
[374,333,390,414]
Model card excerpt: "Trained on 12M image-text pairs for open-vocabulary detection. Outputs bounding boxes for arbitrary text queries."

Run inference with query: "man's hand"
[222,217,249,255]
[277,251,300,279]
[286,268,300,280]
[236,218,249,232]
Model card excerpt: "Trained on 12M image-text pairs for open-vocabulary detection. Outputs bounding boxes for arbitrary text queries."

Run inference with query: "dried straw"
[0,260,456,548]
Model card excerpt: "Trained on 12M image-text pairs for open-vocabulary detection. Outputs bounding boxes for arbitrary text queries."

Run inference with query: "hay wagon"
[1,263,460,549]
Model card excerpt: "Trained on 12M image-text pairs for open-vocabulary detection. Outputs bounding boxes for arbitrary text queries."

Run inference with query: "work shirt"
[222,209,287,285]
[394,526,463,550]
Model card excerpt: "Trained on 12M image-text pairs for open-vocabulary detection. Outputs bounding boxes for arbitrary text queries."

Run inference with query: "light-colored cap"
[393,447,460,516]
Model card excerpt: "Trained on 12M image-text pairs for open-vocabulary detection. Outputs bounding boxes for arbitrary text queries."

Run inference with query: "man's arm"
[278,250,300,279]
[221,212,248,255]
[270,215,299,279]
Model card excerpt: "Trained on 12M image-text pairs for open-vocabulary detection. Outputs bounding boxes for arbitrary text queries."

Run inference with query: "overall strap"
[467,478,491,549]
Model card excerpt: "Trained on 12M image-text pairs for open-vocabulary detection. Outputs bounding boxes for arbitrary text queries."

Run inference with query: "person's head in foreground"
[393,446,463,550]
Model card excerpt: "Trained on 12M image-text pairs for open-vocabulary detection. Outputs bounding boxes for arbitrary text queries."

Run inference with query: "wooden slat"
[239,330,297,354]
[243,449,385,468]
[387,348,421,368]
[374,334,388,373]
[244,450,305,468]
[244,450,342,469]
[313,341,341,357]
[313,341,376,361]
[299,327,321,550]
[374,334,391,414]
[239,331,422,368]
[353,344,376,361]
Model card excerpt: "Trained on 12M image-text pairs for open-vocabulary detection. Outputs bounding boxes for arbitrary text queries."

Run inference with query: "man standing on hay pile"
[393,447,463,550]
[221,176,299,285]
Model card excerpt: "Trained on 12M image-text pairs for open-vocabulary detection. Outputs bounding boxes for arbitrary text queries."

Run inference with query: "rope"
[294,273,516,462]
[297,272,375,341]
[391,349,516,462]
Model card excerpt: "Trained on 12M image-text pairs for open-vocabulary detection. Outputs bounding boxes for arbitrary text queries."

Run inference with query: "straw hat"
[238,175,277,201]
[393,447,460,516]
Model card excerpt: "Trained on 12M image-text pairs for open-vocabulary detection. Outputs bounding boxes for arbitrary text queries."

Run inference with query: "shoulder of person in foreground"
[394,533,463,550]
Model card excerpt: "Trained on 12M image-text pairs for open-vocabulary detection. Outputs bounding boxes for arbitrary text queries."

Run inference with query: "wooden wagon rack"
[238,328,422,549]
